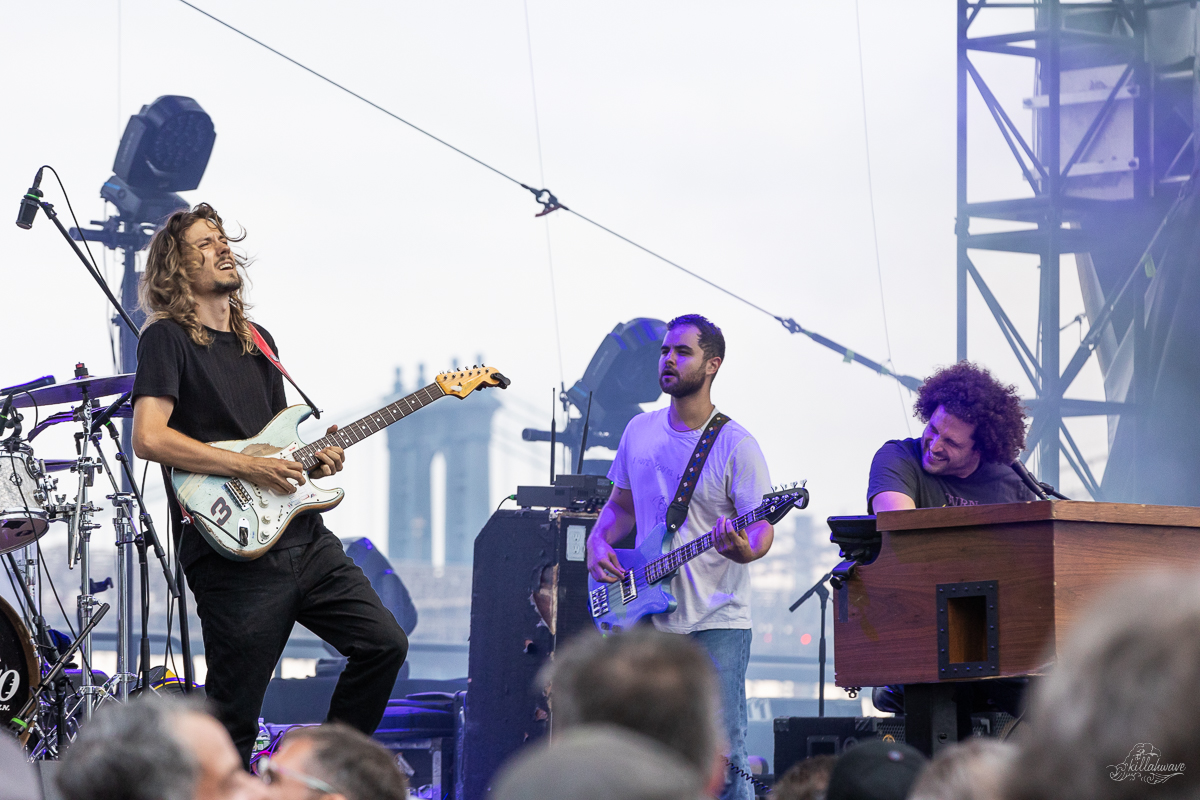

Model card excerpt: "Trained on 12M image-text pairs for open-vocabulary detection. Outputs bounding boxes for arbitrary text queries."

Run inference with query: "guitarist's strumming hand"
[309,424,346,479]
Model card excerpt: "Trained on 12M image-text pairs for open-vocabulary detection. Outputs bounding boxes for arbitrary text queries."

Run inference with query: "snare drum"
[0,446,50,555]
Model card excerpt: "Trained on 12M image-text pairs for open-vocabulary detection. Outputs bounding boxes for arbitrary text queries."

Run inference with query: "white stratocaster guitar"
[171,365,509,561]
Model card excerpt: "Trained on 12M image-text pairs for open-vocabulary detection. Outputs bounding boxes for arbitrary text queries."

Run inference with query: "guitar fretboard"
[292,383,446,470]
[643,501,774,584]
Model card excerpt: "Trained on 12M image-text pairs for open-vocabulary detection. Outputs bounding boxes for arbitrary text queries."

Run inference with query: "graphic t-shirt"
[866,437,1035,512]
[132,319,328,568]
[608,408,772,633]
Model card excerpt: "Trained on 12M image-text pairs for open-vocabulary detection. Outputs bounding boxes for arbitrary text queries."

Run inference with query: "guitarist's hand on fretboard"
[307,424,346,479]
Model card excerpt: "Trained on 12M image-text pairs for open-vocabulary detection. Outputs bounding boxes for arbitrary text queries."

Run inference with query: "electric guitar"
[587,484,809,632]
[171,366,509,561]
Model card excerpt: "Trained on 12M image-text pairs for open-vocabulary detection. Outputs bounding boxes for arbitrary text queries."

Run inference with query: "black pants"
[185,533,409,766]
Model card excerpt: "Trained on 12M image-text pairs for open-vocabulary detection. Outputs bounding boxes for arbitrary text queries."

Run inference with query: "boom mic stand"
[1011,459,1070,501]
[789,571,834,717]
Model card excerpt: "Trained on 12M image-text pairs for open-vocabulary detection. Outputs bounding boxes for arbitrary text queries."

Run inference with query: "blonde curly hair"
[139,203,255,354]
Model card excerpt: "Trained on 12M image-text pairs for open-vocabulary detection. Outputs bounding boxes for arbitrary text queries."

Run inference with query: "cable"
[522,0,566,391]
[853,0,910,435]
[173,0,922,392]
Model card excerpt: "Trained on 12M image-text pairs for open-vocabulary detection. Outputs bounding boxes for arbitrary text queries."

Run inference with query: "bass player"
[131,203,407,766]
[586,313,773,800]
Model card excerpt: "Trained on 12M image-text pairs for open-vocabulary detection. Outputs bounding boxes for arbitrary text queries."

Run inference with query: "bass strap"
[664,411,731,536]
[250,323,321,419]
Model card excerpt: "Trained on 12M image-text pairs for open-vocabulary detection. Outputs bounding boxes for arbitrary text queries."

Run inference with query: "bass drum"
[0,595,37,730]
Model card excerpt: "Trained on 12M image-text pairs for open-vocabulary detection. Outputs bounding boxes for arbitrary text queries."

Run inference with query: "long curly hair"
[915,361,1027,464]
[139,203,255,354]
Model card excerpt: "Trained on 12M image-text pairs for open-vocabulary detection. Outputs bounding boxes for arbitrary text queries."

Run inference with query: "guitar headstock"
[760,481,809,523]
[436,365,511,398]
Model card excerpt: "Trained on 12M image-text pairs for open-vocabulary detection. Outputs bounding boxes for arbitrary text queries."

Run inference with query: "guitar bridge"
[619,572,638,604]
[588,586,610,619]
[224,480,253,511]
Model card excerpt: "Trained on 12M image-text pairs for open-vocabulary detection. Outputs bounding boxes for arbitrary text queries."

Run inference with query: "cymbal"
[10,374,134,408]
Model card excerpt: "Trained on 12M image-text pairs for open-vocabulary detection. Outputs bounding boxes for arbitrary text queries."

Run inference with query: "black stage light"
[113,95,216,193]
[100,176,186,228]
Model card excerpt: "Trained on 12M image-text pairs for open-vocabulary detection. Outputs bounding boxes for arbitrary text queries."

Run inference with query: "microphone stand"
[29,199,140,338]
[789,571,834,717]
[1011,459,1070,501]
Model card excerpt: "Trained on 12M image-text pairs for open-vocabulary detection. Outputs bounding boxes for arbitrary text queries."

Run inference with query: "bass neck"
[644,502,771,584]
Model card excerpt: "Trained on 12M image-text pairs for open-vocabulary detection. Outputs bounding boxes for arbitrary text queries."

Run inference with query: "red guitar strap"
[250,323,321,419]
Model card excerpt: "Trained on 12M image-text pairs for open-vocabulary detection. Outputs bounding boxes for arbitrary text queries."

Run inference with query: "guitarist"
[586,314,773,800]
[130,204,408,766]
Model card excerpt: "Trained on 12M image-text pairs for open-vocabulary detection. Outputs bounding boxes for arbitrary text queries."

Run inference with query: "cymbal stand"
[66,393,104,719]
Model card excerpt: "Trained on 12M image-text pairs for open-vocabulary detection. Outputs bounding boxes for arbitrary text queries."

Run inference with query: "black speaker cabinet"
[773,713,1013,778]
[461,509,596,800]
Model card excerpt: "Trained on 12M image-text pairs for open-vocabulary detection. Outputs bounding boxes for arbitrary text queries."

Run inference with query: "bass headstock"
[760,481,809,524]
[436,365,511,399]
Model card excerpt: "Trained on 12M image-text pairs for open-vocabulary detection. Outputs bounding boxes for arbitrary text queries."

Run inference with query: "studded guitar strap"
[663,411,731,537]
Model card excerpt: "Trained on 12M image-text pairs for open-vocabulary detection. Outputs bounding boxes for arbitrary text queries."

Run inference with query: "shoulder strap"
[664,412,731,535]
[250,323,321,419]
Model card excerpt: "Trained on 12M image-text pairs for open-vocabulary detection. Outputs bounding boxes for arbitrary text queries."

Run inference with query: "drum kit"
[0,365,181,757]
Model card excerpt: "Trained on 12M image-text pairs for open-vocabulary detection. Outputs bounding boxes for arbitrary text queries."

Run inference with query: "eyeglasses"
[257,756,338,795]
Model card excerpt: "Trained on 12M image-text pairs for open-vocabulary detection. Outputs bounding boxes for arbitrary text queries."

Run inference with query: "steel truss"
[956,0,1192,493]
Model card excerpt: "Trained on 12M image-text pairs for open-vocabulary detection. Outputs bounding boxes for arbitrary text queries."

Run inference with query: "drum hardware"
[8,602,109,740]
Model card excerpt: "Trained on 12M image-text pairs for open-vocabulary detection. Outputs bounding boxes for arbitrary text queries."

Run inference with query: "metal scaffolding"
[955,0,1192,493]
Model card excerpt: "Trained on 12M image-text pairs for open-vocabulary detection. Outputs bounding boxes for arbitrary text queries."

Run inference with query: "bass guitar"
[587,483,808,631]
[172,365,509,561]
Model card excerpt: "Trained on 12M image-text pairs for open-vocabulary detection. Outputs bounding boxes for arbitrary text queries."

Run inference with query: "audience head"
[57,696,267,800]
[0,734,38,800]
[769,754,836,800]
[264,723,408,800]
[1007,572,1200,800]
[546,627,722,780]
[908,738,1017,800]
[825,740,926,800]
[493,723,706,800]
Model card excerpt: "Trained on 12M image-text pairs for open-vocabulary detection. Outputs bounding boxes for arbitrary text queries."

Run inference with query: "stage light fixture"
[113,95,216,194]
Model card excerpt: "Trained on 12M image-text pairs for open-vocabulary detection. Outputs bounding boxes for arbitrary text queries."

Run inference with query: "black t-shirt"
[866,438,1035,513]
[132,319,327,568]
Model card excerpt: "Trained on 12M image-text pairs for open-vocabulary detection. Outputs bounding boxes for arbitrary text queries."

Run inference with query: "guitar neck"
[644,502,770,584]
[292,383,447,470]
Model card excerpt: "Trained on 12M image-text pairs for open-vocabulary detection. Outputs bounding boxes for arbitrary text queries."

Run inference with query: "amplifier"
[774,713,1013,777]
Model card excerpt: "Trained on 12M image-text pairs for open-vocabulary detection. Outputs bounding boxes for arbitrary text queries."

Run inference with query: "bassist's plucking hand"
[587,535,626,584]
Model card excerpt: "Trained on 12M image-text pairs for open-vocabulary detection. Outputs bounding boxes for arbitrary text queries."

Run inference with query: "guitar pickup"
[619,573,638,604]
[238,518,250,547]
[588,587,610,619]
[224,480,253,510]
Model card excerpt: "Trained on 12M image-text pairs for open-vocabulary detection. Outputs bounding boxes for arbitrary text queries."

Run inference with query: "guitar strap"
[250,323,321,419]
[664,411,731,536]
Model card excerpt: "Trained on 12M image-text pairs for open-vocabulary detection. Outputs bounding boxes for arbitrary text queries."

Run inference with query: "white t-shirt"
[607,407,772,633]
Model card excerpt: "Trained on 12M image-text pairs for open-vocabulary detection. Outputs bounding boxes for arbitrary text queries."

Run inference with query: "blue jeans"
[690,628,752,800]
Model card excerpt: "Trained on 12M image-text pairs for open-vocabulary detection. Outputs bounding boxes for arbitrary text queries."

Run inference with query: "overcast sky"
[1,1,1109,576]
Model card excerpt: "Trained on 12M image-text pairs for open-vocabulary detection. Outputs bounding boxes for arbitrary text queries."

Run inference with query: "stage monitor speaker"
[773,713,1013,778]
[461,509,597,800]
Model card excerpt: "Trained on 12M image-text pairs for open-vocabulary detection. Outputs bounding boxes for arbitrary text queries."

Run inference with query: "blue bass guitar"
[588,484,809,631]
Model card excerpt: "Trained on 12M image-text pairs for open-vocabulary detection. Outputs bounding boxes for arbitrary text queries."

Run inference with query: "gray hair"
[1006,571,1200,800]
[544,627,722,775]
[908,738,1016,800]
[56,696,202,800]
[283,723,408,800]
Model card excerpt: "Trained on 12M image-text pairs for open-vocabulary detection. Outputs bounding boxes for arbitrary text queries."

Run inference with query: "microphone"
[1011,459,1050,501]
[0,375,55,431]
[15,168,45,230]
[90,390,132,435]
